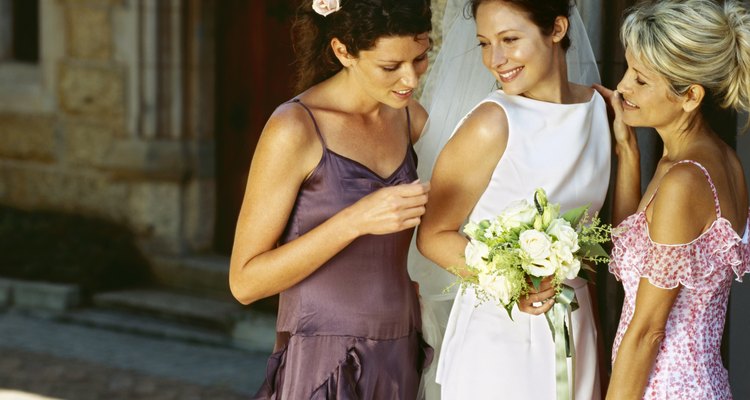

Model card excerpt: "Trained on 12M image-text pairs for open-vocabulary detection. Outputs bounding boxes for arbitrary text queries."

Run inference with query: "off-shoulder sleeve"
[636,241,707,289]
[611,217,747,289]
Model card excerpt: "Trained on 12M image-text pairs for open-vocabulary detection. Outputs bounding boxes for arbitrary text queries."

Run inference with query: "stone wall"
[0,0,215,256]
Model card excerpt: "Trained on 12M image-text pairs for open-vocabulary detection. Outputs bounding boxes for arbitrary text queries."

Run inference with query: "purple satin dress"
[253,99,431,400]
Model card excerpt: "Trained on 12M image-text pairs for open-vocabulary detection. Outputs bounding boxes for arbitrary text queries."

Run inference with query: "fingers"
[517,284,557,315]
[611,90,624,119]
[593,84,616,123]
[592,83,614,100]
[525,276,554,292]
[524,286,556,300]
[528,298,555,315]
[395,180,431,197]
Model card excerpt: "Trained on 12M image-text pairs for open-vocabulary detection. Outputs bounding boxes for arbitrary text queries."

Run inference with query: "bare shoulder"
[657,162,711,197]
[649,162,715,241]
[408,98,428,143]
[261,101,321,154]
[454,101,510,146]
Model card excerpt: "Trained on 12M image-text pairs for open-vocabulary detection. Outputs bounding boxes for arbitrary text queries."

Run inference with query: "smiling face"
[475,1,564,100]
[616,49,686,131]
[345,33,431,109]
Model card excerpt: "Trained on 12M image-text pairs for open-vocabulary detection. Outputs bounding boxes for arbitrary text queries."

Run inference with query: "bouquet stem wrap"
[545,284,577,400]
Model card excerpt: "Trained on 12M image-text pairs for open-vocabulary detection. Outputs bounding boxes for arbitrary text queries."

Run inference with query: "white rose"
[465,240,491,273]
[478,272,513,305]
[519,230,552,261]
[522,256,559,277]
[558,258,582,280]
[546,218,580,252]
[498,200,537,229]
[551,241,575,264]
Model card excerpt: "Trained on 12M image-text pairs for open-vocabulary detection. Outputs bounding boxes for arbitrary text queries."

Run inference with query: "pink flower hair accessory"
[312,0,341,17]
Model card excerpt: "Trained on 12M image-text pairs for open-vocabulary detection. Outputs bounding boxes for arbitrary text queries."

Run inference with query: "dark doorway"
[214,0,297,254]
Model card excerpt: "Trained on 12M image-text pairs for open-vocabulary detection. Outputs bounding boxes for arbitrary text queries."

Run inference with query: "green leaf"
[505,302,515,321]
[530,275,542,290]
[561,204,590,227]
[579,242,610,259]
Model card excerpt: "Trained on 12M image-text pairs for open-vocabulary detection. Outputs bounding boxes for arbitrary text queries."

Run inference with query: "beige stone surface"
[0,163,128,220]
[65,5,112,60]
[58,62,124,119]
[0,114,56,162]
[128,182,182,252]
[100,140,189,181]
[65,120,116,166]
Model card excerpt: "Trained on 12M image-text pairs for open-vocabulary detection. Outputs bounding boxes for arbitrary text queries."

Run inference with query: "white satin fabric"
[434,90,611,399]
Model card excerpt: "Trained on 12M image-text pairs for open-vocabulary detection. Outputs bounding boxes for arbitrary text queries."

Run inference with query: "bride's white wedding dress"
[434,89,611,400]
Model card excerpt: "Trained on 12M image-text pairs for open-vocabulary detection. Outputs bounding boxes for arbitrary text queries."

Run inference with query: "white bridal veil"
[409,1,600,398]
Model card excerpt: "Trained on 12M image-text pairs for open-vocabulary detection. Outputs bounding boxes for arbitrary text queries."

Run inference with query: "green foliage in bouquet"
[454,188,611,319]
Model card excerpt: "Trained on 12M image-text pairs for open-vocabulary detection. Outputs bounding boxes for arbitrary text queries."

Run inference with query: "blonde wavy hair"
[621,0,750,128]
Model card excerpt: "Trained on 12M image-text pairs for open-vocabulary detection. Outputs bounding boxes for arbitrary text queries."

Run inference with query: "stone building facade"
[0,0,216,255]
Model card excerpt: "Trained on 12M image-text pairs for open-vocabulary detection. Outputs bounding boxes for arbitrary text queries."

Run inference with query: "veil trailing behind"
[409,1,600,398]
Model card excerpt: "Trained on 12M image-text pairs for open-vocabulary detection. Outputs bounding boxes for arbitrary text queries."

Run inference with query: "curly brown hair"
[291,0,432,93]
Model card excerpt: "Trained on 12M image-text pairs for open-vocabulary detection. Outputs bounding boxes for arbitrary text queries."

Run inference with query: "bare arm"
[606,166,715,399]
[229,105,430,305]
[594,85,641,225]
[416,102,556,315]
[416,103,508,277]
[606,279,679,400]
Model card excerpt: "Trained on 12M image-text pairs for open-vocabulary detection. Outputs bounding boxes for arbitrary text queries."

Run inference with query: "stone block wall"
[0,0,211,256]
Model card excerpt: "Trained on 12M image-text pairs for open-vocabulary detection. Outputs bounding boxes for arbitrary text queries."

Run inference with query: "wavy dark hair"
[469,0,572,50]
[291,0,432,93]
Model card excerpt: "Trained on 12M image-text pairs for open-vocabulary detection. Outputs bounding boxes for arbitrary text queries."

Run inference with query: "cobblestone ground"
[0,348,248,400]
[0,312,268,400]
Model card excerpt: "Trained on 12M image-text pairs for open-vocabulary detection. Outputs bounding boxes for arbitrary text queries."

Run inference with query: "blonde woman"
[600,0,750,398]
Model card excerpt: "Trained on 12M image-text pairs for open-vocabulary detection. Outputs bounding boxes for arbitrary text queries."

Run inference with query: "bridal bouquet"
[457,188,610,400]
[459,188,610,313]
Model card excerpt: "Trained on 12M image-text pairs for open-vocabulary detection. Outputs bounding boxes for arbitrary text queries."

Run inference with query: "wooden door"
[214,0,297,254]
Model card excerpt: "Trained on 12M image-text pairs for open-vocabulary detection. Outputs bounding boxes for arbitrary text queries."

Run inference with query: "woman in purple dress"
[228,0,432,398]
[598,0,750,398]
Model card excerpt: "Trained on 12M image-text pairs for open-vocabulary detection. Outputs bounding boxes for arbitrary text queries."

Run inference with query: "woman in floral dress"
[600,0,750,398]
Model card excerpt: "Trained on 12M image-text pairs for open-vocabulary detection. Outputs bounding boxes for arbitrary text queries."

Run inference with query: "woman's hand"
[593,84,636,150]
[345,180,430,236]
[517,276,556,315]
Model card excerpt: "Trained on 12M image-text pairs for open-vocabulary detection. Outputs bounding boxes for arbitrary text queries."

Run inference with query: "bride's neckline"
[499,89,596,107]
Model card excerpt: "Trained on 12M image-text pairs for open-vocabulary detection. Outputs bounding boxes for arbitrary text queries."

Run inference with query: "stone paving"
[0,312,270,400]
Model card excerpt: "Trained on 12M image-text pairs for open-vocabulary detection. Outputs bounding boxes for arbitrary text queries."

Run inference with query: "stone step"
[150,254,232,300]
[60,308,231,348]
[90,287,277,353]
[92,288,243,332]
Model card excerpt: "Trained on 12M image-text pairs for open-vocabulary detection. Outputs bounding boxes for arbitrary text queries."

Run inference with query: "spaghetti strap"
[289,98,327,147]
[645,160,722,217]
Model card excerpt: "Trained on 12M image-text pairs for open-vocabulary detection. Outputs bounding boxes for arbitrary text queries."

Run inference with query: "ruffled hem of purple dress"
[252,330,432,400]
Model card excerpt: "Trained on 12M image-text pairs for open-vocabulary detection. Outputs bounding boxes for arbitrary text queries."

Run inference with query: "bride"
[411,0,609,398]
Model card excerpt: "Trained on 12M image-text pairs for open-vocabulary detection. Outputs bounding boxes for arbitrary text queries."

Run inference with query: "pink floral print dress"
[610,160,750,399]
